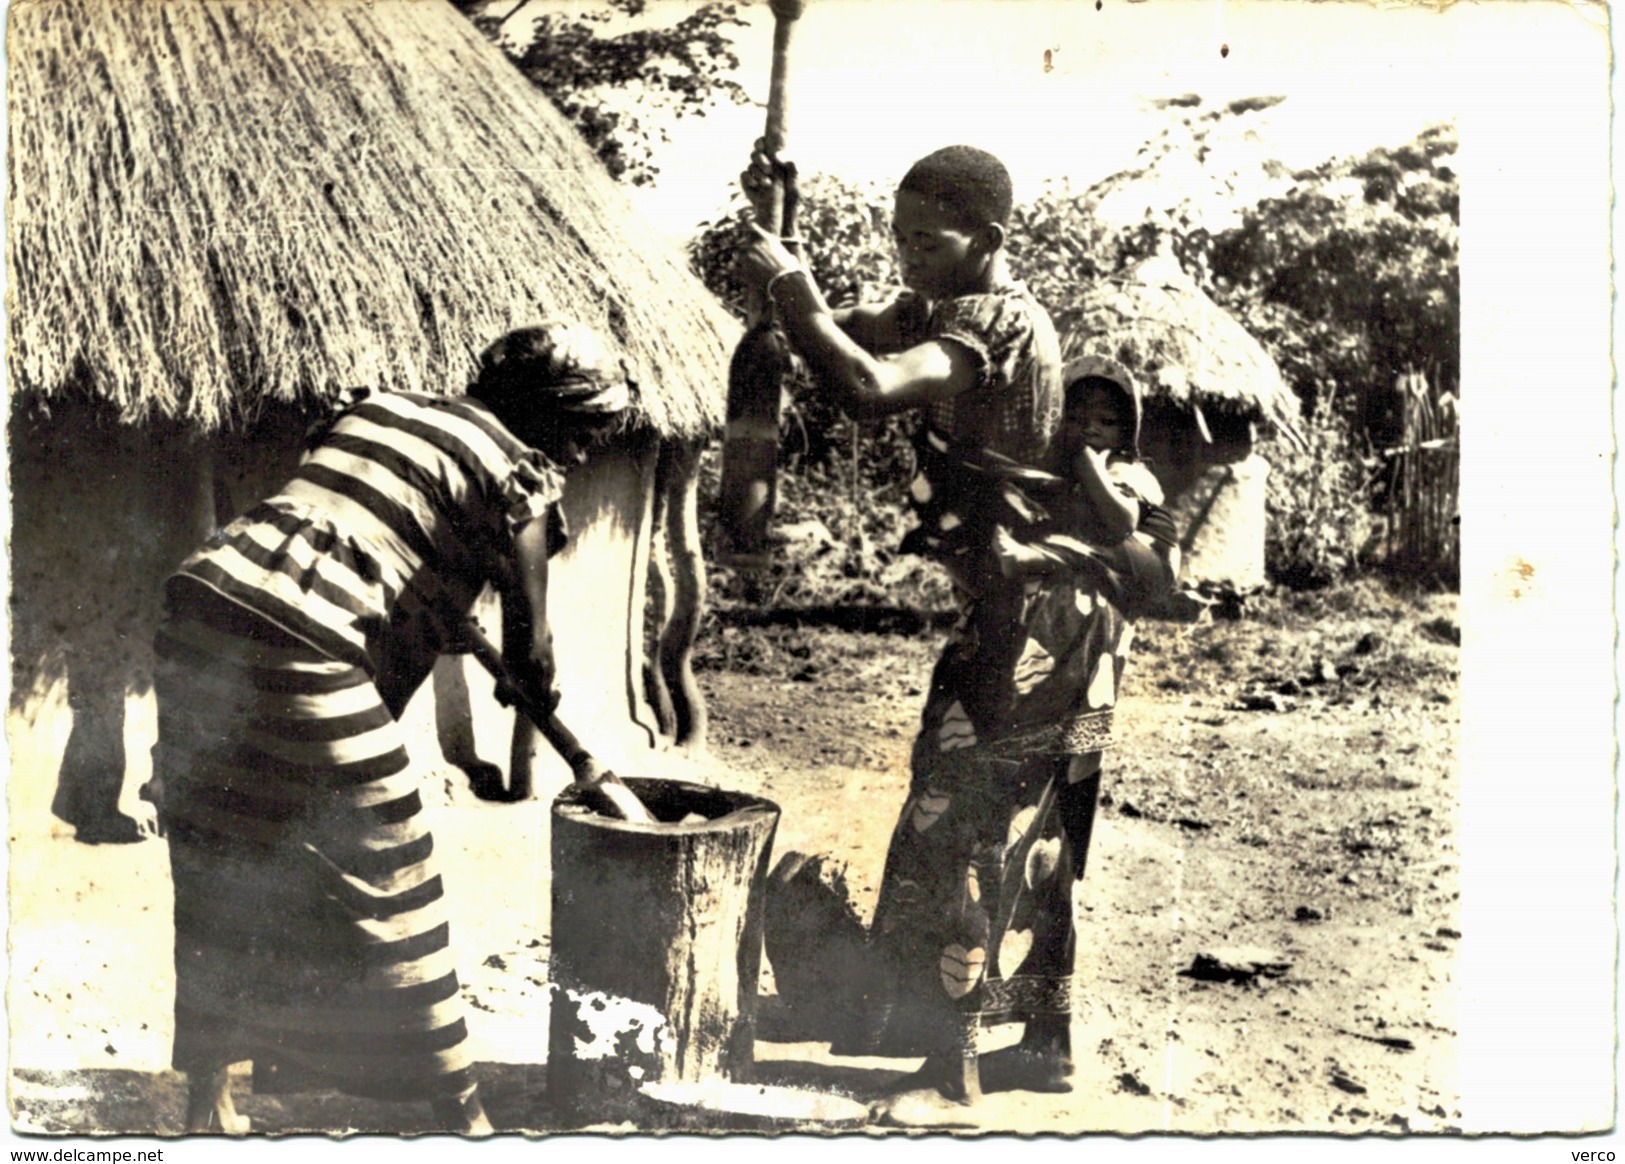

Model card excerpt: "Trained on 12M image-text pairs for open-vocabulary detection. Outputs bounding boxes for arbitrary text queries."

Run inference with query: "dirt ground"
[7,579,1460,1138]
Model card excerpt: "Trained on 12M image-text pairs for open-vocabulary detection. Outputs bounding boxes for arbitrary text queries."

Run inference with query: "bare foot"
[463,762,518,803]
[432,1088,494,1136]
[979,1044,1075,1094]
[868,1053,981,1127]
[72,812,148,845]
[136,780,166,838]
[184,1067,251,1134]
[870,1087,979,1128]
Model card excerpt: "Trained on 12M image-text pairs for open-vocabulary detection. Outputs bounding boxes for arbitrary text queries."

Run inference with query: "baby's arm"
[1071,447,1140,542]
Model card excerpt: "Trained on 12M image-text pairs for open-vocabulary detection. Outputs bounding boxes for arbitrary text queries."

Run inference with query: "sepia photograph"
[2,0,1613,1149]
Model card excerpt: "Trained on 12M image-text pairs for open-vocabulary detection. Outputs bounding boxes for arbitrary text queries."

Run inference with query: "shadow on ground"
[11,1064,555,1138]
[10,1059,905,1137]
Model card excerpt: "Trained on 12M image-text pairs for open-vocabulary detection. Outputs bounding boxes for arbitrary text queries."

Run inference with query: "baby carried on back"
[902,355,1181,617]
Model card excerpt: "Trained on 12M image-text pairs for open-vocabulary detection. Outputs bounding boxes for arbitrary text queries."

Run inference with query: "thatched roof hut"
[7,0,735,841]
[1057,251,1305,601]
[1057,252,1304,450]
[7,0,736,436]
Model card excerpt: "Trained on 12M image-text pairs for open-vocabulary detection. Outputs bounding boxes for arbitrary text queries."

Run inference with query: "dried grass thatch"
[1057,252,1305,448]
[7,0,737,437]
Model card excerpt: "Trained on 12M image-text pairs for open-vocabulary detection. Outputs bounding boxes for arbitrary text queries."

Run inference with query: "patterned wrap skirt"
[153,596,474,1103]
[856,556,1133,1057]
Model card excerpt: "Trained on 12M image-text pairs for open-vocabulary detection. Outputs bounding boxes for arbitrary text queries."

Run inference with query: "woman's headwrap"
[475,320,634,417]
[1062,354,1143,457]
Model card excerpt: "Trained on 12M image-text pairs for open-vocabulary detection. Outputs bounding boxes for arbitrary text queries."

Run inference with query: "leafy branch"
[455,0,750,185]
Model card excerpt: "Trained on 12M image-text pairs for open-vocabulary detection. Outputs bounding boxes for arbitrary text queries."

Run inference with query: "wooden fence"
[1381,371,1460,584]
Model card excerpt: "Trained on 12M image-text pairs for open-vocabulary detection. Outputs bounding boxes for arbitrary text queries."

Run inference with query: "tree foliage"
[1199,124,1459,446]
[455,0,749,185]
[1194,125,1460,585]
[690,174,910,475]
[689,173,898,316]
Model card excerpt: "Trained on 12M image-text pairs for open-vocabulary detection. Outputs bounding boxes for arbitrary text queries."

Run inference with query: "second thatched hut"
[1056,251,1305,604]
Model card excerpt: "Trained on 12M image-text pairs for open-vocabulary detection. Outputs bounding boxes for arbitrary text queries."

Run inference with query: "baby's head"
[892,145,1013,298]
[1061,357,1140,457]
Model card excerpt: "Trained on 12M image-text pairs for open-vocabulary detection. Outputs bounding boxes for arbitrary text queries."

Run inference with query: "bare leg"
[430,653,512,801]
[56,669,145,844]
[505,715,539,803]
[956,1047,983,1104]
[184,1065,250,1134]
[430,1083,493,1136]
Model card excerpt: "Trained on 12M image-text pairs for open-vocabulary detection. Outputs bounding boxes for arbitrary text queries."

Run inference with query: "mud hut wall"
[7,408,218,826]
[1134,404,1270,593]
[544,442,664,770]
[8,413,670,827]
[403,436,663,795]
[1138,408,1208,502]
[1139,403,1257,501]
[1165,454,1271,594]
[210,418,311,526]
[1195,408,1256,468]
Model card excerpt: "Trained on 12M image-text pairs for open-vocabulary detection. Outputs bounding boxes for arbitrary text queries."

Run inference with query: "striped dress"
[154,390,564,1102]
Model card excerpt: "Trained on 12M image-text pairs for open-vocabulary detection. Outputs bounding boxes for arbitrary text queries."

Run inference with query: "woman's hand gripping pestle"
[460,620,658,823]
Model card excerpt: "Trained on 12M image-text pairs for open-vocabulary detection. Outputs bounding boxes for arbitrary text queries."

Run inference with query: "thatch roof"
[1056,252,1305,448]
[6,0,737,437]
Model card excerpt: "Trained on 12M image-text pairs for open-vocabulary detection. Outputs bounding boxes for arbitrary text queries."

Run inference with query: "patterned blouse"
[896,281,1064,465]
[890,280,1064,583]
[167,390,567,701]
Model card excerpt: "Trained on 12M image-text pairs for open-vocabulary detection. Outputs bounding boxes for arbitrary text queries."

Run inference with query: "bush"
[1202,124,1459,449]
[1004,183,1125,315]
[457,0,749,187]
[695,443,955,614]
[1264,388,1376,589]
